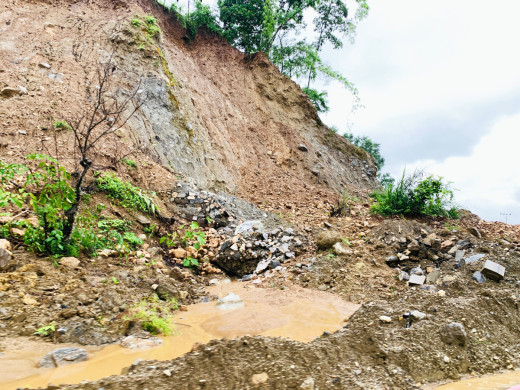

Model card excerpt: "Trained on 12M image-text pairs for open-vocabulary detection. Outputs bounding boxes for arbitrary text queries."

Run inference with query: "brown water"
[0,283,359,390]
[431,372,520,390]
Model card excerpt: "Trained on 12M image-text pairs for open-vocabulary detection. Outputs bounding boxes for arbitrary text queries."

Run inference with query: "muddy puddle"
[0,283,359,390]
[431,371,520,390]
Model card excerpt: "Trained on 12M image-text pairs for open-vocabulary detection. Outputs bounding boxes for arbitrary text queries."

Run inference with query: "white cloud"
[399,114,520,224]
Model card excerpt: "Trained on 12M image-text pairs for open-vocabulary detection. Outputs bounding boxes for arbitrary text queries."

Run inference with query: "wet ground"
[0,283,359,390]
[431,371,520,390]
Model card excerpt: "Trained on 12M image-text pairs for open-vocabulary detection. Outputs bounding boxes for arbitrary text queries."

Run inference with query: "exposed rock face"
[0,0,377,204]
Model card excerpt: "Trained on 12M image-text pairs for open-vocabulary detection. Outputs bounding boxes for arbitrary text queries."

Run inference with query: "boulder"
[315,231,342,250]
[440,322,467,347]
[38,347,88,368]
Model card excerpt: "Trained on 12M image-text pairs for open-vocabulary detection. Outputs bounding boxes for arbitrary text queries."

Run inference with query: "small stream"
[0,283,359,390]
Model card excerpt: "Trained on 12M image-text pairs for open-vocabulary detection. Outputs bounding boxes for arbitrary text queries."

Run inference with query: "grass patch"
[124,294,178,336]
[95,173,157,215]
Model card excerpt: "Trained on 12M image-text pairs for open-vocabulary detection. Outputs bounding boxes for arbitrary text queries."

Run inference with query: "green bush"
[370,171,458,218]
[95,173,157,215]
[0,156,151,258]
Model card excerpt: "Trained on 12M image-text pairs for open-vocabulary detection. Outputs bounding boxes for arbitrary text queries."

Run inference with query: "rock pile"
[213,221,305,277]
[168,183,278,229]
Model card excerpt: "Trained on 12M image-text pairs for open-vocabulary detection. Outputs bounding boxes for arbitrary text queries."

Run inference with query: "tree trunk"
[63,158,91,242]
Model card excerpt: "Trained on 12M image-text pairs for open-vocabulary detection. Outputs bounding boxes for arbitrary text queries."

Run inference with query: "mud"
[0,283,357,390]
[431,371,520,389]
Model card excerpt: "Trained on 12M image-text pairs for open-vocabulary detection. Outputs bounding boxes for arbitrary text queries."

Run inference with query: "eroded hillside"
[0,0,377,204]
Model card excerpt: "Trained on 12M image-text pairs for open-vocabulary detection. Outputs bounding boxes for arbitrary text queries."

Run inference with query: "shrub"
[95,173,157,215]
[370,171,458,218]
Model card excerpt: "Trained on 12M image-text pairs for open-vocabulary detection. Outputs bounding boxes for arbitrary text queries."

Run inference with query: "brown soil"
[1,0,520,389]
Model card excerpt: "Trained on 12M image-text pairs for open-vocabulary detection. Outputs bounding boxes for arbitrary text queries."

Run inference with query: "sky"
[165,0,520,225]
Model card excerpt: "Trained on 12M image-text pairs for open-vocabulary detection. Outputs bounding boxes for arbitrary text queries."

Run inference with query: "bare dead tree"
[62,54,145,241]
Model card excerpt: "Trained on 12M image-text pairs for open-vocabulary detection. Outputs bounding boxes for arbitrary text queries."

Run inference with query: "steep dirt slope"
[0,0,377,204]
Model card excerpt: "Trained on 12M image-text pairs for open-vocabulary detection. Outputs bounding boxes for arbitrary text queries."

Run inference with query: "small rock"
[481,260,505,282]
[300,377,315,390]
[0,248,13,270]
[468,227,482,239]
[398,270,410,281]
[408,274,426,286]
[426,270,441,284]
[163,369,172,377]
[0,87,18,98]
[385,255,399,265]
[269,259,281,269]
[465,254,485,264]
[333,242,352,256]
[440,322,467,347]
[472,271,486,283]
[440,240,454,252]
[297,144,308,152]
[454,250,465,262]
[136,215,151,226]
[59,257,80,268]
[443,356,450,363]
[379,315,392,323]
[171,248,187,259]
[18,85,28,95]
[22,295,39,306]
[39,62,51,69]
[251,372,269,385]
[121,335,163,349]
[38,347,87,368]
[315,231,342,250]
[208,279,219,285]
[235,220,263,235]
[216,293,243,310]
[410,310,426,321]
[241,274,253,281]
[410,267,423,276]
